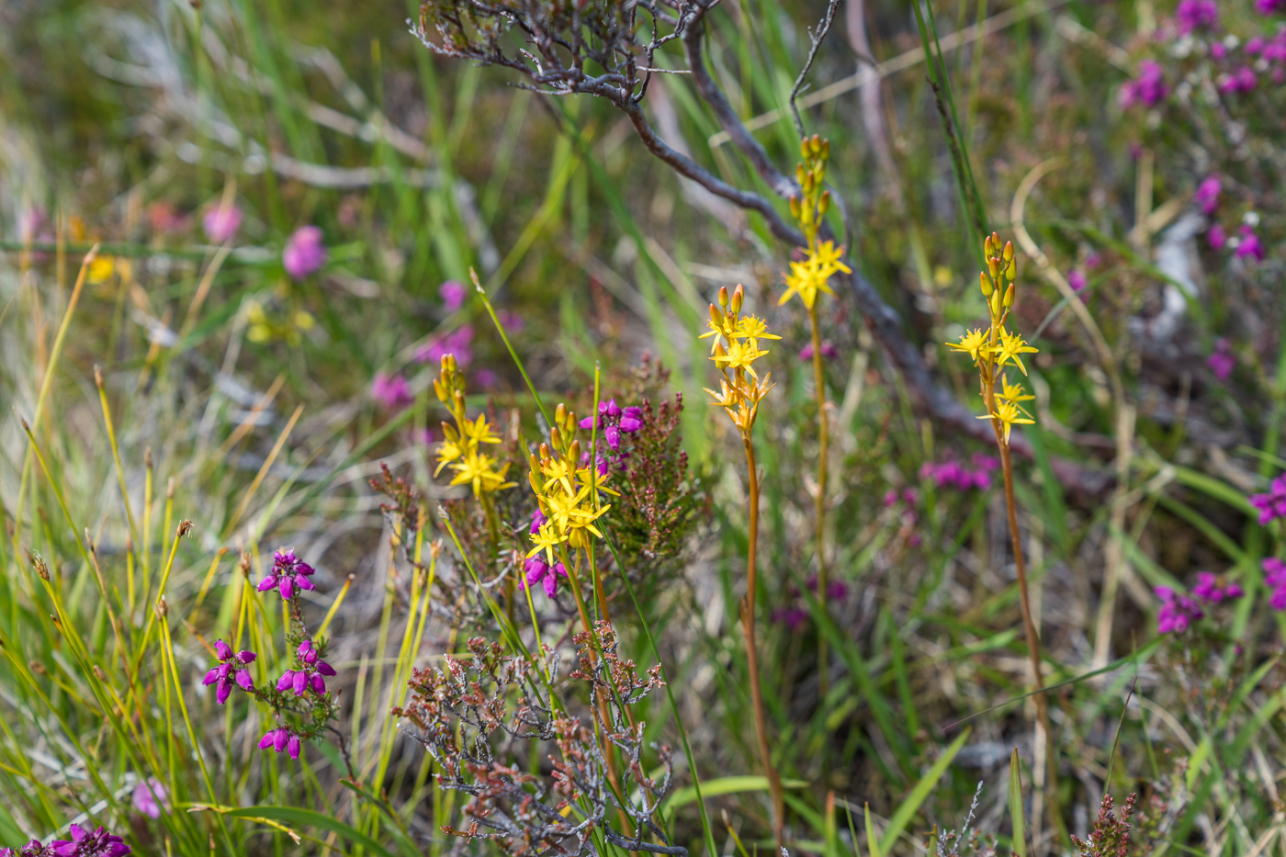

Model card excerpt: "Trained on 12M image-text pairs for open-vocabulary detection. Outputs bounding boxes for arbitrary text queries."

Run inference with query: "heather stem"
[742,435,786,853]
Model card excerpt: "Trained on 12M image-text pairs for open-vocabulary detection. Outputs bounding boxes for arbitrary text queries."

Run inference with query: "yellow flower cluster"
[526,403,615,564]
[433,354,516,498]
[781,135,851,310]
[246,300,316,345]
[702,284,778,435]
[946,233,1039,444]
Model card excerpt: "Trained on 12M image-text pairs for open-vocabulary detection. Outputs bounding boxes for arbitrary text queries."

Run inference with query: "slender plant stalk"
[742,436,786,854]
[808,304,830,708]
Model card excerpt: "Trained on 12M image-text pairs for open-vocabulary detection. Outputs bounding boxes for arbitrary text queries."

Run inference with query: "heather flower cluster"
[257,549,316,600]
[1262,558,1286,609]
[202,639,256,704]
[772,575,849,631]
[1156,573,1243,633]
[1118,60,1168,108]
[283,225,327,280]
[1175,0,1218,34]
[1,825,131,857]
[1249,475,1286,524]
[417,324,474,367]
[578,398,642,452]
[198,547,345,766]
[921,454,998,492]
[523,511,570,598]
[372,373,413,410]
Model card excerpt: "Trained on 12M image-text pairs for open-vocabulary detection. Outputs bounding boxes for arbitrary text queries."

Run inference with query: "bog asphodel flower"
[433,354,516,499]
[703,284,777,435]
[525,403,616,565]
[947,233,1040,448]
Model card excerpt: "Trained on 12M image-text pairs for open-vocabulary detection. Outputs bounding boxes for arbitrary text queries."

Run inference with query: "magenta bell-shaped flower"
[201,639,256,704]
[257,548,316,601]
[258,728,303,760]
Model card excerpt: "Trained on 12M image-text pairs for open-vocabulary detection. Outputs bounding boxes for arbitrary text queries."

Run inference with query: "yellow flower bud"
[988,257,1000,280]
[569,439,581,462]
[796,163,806,185]
[709,303,723,329]
[1003,282,1015,308]
[821,139,830,159]
[800,139,810,160]
[1005,258,1016,280]
[984,234,996,256]
[789,196,801,221]
[731,284,744,313]
[979,271,993,297]
[549,426,562,449]
[818,190,830,216]
[809,134,822,156]
[719,285,730,309]
[555,402,566,425]
[990,290,1002,318]
[1003,240,1014,262]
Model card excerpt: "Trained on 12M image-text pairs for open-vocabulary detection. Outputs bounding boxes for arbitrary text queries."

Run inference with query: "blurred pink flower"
[131,779,169,819]
[283,226,327,280]
[1236,225,1264,262]
[149,202,191,234]
[1175,0,1218,33]
[498,309,525,333]
[371,373,412,410]
[440,280,467,312]
[1067,269,1087,292]
[799,340,839,361]
[1119,60,1169,108]
[416,325,474,367]
[1207,338,1235,380]
[1218,66,1258,94]
[1208,223,1226,249]
[1194,176,1221,215]
[203,204,242,244]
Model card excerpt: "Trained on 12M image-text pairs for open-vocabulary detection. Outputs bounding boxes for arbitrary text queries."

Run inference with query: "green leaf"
[661,775,808,824]
[1009,749,1027,857]
[878,729,970,854]
[214,805,398,857]
[864,803,882,857]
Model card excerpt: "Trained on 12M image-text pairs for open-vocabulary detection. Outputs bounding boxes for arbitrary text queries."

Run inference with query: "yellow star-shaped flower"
[990,328,1038,376]
[978,400,1035,443]
[947,328,989,365]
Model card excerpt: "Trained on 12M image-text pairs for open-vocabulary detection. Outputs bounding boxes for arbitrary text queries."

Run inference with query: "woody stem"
[743,435,786,853]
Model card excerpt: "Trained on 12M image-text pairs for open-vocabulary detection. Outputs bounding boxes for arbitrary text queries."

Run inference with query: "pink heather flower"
[807,575,848,601]
[1155,586,1203,633]
[277,639,337,697]
[1119,60,1169,108]
[1265,558,1286,609]
[1251,476,1286,525]
[1257,0,1286,14]
[202,639,256,704]
[498,309,525,333]
[1218,66,1258,94]
[1067,269,1087,292]
[1211,41,1227,59]
[799,341,839,361]
[921,458,992,492]
[417,427,435,446]
[475,368,498,389]
[883,489,899,507]
[1247,36,1267,54]
[530,509,548,534]
[258,728,302,760]
[415,325,475,367]
[49,825,131,857]
[1194,176,1221,215]
[1236,225,1264,262]
[439,280,467,312]
[772,606,809,631]
[257,548,316,600]
[522,556,568,598]
[283,226,327,280]
[1192,571,1243,604]
[371,373,413,410]
[203,204,242,244]
[1208,223,1227,249]
[131,778,169,820]
[1207,338,1235,380]
[578,398,643,451]
[1084,251,1102,270]
[1175,0,1218,33]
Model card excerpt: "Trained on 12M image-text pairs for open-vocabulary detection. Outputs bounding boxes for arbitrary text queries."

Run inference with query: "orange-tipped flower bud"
[555,403,566,427]
[990,290,1001,318]
[821,138,831,159]
[718,285,730,309]
[1003,240,1014,262]
[789,196,801,221]
[984,234,996,256]
[539,442,551,460]
[731,284,744,313]
[796,163,806,185]
[800,139,811,160]
[979,271,993,297]
[809,134,822,156]
[569,439,581,462]
[1005,258,1016,280]
[818,190,830,216]
[1003,282,1015,308]
[709,304,723,329]
[987,257,1000,280]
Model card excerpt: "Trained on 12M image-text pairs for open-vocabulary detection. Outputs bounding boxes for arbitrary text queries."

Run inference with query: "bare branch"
[790,0,844,137]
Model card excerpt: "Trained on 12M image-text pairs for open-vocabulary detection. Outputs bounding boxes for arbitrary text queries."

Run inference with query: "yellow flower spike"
[991,328,1039,376]
[997,374,1035,409]
[947,328,990,365]
[450,452,516,497]
[435,423,465,476]
[714,339,769,379]
[733,315,781,348]
[528,522,565,565]
[977,400,1035,444]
